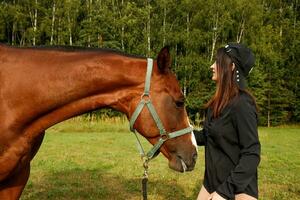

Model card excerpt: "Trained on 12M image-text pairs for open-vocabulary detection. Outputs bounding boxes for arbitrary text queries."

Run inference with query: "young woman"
[194,43,261,200]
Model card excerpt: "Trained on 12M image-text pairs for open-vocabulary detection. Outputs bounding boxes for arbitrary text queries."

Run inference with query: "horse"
[0,44,198,199]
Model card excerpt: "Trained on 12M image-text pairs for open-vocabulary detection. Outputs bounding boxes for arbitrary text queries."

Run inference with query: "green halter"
[129,58,193,161]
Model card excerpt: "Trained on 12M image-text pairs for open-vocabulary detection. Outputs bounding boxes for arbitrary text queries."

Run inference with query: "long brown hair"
[206,47,240,118]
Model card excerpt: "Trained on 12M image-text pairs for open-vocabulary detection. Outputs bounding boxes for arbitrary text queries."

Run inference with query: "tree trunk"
[98,34,103,47]
[57,17,61,44]
[88,0,92,47]
[33,0,38,46]
[68,12,72,46]
[163,6,166,46]
[292,0,297,63]
[210,12,218,62]
[20,28,26,46]
[112,0,116,38]
[11,0,16,45]
[121,0,125,51]
[183,13,190,97]
[50,2,56,45]
[12,22,15,45]
[279,0,283,38]
[121,25,125,50]
[236,19,244,43]
[147,0,151,56]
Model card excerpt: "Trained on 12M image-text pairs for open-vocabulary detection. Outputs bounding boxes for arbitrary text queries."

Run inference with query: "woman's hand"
[208,192,226,200]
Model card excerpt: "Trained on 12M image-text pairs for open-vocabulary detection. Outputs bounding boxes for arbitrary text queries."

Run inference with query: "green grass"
[21,119,300,200]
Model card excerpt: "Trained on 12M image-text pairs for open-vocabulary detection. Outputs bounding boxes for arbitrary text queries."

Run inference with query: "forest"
[0,0,299,126]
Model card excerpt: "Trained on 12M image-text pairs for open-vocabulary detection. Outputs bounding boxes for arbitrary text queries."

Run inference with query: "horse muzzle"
[169,150,198,173]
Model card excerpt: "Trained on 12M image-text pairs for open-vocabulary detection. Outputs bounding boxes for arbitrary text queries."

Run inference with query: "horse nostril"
[193,152,198,162]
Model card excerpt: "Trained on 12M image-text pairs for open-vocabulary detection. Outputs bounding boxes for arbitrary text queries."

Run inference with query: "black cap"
[224,43,255,88]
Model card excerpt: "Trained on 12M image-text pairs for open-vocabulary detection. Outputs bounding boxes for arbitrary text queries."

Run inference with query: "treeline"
[0,0,299,126]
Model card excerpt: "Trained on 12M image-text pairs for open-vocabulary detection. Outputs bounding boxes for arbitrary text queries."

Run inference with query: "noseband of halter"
[129,58,193,161]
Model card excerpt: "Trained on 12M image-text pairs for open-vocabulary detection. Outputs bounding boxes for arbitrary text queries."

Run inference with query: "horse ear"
[157,46,171,74]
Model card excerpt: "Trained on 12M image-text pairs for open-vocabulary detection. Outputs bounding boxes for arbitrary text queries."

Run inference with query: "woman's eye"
[175,100,184,108]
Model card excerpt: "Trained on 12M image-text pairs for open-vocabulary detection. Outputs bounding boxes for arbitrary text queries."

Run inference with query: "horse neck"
[47,52,149,116]
[3,49,150,132]
[84,54,149,114]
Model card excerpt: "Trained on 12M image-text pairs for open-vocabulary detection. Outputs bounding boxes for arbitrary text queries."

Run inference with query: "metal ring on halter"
[141,93,151,101]
[160,133,169,141]
[141,93,150,98]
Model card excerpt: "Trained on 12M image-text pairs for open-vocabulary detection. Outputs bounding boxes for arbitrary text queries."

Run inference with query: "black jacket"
[194,91,260,199]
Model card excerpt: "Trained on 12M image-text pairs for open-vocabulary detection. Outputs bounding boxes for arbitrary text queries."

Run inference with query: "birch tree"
[50,1,56,45]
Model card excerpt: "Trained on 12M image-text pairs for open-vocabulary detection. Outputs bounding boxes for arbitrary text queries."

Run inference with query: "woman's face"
[210,62,218,81]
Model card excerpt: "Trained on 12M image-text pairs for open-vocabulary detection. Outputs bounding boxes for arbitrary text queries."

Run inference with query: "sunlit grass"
[21,119,300,200]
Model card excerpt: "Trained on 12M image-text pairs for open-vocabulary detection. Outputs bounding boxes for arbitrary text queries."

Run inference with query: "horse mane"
[0,43,146,59]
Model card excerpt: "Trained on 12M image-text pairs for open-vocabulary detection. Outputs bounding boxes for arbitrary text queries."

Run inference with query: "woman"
[194,43,261,200]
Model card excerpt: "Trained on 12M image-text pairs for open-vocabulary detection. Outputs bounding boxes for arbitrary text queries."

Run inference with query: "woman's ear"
[157,46,171,74]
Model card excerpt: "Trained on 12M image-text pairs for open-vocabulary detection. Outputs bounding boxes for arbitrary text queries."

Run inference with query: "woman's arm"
[216,95,261,199]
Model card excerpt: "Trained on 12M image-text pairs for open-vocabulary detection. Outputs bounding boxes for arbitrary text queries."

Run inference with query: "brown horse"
[0,44,197,199]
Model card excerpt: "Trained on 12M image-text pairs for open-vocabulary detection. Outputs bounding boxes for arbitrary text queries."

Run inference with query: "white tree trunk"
[33,0,38,46]
[279,1,283,38]
[121,0,124,50]
[12,0,16,45]
[210,12,218,62]
[68,13,72,46]
[147,0,151,56]
[88,0,92,47]
[183,13,190,97]
[50,2,56,45]
[32,0,37,46]
[163,6,166,46]
[186,12,190,49]
[237,20,244,43]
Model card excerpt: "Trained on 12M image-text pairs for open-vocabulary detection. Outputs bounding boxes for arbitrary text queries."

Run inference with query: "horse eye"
[175,100,185,108]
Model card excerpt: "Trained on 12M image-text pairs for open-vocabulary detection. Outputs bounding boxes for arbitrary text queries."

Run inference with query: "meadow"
[21,118,300,200]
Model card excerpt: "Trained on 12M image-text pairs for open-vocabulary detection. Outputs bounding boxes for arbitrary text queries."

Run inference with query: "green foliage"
[0,0,299,126]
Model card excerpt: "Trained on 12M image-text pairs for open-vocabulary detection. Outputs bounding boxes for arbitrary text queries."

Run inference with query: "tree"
[0,0,298,125]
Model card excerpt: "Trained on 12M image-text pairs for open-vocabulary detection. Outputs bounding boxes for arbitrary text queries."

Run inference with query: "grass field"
[20,118,300,200]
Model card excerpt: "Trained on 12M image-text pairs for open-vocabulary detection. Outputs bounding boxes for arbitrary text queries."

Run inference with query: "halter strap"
[144,58,153,96]
[129,58,193,161]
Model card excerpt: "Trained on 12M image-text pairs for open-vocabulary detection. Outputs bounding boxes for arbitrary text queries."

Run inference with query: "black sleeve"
[193,129,206,146]
[216,96,261,199]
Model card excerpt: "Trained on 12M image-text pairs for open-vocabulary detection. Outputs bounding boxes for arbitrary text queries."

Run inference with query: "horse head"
[129,47,198,172]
